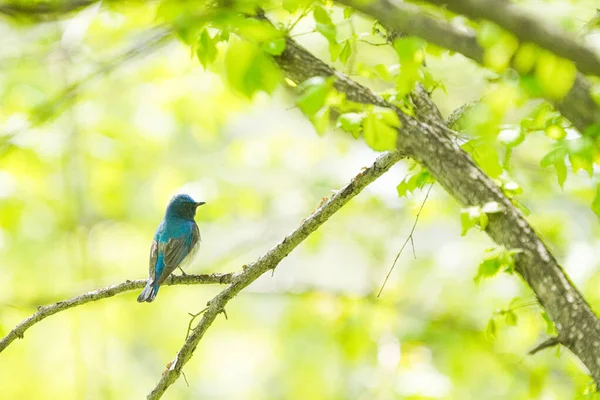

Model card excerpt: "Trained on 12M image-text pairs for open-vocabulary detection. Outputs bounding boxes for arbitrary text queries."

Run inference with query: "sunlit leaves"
[297,77,333,116]
[396,168,435,197]
[225,39,281,97]
[463,140,503,178]
[474,246,520,282]
[313,5,343,62]
[513,43,539,75]
[363,107,400,151]
[535,50,577,100]
[461,201,502,235]
[477,22,519,72]
[263,37,286,56]
[540,144,568,189]
[393,37,424,97]
[336,112,364,138]
[196,29,218,69]
[297,76,335,135]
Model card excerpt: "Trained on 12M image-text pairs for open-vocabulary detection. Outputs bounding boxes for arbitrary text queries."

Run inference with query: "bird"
[137,194,205,303]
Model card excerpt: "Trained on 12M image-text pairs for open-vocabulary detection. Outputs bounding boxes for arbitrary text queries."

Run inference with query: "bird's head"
[165,194,205,220]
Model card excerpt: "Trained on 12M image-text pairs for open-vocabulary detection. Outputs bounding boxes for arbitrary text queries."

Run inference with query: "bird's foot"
[178,267,188,276]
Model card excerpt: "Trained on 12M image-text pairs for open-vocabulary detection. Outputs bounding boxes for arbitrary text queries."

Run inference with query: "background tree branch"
[336,0,600,134]
[421,0,600,78]
[147,150,405,399]
[0,273,234,353]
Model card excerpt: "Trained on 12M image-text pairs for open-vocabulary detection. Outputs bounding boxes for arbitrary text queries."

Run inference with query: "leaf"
[297,77,333,116]
[263,37,286,56]
[225,39,281,97]
[469,141,503,178]
[535,50,577,99]
[540,145,568,168]
[397,169,434,197]
[476,256,501,281]
[313,5,333,25]
[312,106,330,135]
[505,310,518,326]
[475,247,519,281]
[314,6,337,46]
[461,207,481,236]
[555,159,567,189]
[196,29,218,69]
[363,109,399,152]
[339,40,352,65]
[336,112,364,138]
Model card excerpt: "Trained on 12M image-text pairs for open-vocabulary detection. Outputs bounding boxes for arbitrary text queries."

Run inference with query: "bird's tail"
[137,281,160,303]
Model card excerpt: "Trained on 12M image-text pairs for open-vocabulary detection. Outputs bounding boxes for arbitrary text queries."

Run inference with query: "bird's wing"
[156,223,200,285]
[148,239,158,283]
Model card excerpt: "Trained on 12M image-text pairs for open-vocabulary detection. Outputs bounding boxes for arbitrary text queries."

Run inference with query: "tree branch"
[272,31,600,386]
[421,0,600,78]
[335,0,600,134]
[146,150,405,399]
[529,337,561,355]
[0,0,97,19]
[0,273,233,353]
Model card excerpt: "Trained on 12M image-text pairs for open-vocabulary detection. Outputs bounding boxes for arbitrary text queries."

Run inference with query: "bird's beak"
[195,201,206,208]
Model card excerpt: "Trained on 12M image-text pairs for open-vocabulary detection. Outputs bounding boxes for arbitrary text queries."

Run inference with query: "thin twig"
[186,308,208,340]
[377,183,434,297]
[146,150,405,399]
[0,273,233,353]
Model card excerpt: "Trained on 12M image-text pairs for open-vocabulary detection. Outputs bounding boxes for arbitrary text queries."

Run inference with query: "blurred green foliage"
[1,0,600,399]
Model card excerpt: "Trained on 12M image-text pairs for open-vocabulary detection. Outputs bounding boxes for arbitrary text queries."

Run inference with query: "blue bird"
[137,194,205,303]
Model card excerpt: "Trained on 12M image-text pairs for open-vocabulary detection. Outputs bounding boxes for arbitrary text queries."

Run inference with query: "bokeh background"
[1,0,600,398]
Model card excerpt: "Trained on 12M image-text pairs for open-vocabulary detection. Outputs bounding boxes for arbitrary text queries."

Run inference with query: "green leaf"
[328,42,342,62]
[475,247,519,282]
[363,109,399,152]
[461,207,481,236]
[505,310,518,326]
[476,256,501,280]
[196,29,218,69]
[397,169,435,197]
[263,37,286,56]
[469,141,503,178]
[339,40,352,65]
[337,112,364,138]
[535,51,577,99]
[540,145,568,168]
[592,184,600,219]
[313,5,333,25]
[297,77,333,116]
[225,39,281,97]
[314,6,337,46]
[312,106,330,135]
[343,7,354,19]
[541,311,557,335]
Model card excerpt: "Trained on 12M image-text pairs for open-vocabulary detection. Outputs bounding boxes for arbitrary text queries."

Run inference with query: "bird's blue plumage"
[138,194,205,303]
